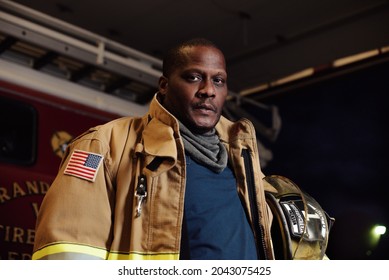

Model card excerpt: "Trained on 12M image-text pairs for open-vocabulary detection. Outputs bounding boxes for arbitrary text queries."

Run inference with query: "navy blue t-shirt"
[183,155,257,259]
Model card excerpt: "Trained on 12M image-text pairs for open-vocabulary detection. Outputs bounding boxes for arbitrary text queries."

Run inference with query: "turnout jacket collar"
[32,94,274,260]
[139,95,179,176]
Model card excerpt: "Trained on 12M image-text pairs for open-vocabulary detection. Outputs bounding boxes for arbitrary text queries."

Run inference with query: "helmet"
[264,175,335,260]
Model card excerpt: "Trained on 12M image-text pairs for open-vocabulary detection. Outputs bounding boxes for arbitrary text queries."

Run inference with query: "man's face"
[159,45,228,134]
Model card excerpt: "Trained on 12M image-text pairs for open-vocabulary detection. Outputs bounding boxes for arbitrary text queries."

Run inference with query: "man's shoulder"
[71,115,145,144]
[217,116,255,138]
[218,116,254,127]
[98,116,143,131]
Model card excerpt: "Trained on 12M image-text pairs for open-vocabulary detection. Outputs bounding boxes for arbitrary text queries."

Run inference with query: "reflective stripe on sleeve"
[32,243,108,260]
[32,242,180,260]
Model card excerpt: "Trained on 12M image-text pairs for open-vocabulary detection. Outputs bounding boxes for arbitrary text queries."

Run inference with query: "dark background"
[258,60,389,259]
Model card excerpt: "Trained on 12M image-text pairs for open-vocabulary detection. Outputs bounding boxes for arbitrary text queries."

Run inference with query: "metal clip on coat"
[135,175,147,217]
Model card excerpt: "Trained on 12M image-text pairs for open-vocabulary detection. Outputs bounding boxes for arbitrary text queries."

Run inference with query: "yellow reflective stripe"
[32,242,180,260]
[32,243,108,260]
[108,252,179,260]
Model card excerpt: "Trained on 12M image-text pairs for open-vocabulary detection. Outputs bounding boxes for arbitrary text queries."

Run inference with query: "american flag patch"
[64,150,104,182]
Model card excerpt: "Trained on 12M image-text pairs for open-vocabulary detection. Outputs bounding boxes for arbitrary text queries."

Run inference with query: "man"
[32,38,275,260]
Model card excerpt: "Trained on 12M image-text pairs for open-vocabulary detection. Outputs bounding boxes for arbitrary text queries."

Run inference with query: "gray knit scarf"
[179,121,228,173]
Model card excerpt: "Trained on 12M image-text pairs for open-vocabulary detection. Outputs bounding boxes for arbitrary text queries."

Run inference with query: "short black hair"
[162,38,223,77]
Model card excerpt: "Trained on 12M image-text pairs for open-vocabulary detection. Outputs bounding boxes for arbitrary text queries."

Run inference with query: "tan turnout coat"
[33,94,275,260]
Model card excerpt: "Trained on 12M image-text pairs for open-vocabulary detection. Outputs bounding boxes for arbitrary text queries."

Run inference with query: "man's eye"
[213,77,226,86]
[186,75,201,82]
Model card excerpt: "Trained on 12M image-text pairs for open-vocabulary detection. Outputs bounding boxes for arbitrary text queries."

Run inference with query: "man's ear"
[158,76,168,94]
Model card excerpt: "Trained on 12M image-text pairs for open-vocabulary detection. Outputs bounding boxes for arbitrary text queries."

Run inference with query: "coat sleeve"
[32,134,115,260]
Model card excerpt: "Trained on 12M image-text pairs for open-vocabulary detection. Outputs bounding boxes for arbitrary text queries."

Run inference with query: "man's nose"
[197,79,215,98]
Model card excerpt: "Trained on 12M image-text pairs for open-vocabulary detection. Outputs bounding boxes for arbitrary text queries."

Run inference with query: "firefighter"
[33,38,332,260]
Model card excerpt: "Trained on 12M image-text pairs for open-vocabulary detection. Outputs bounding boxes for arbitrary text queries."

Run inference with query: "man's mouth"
[193,103,216,112]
